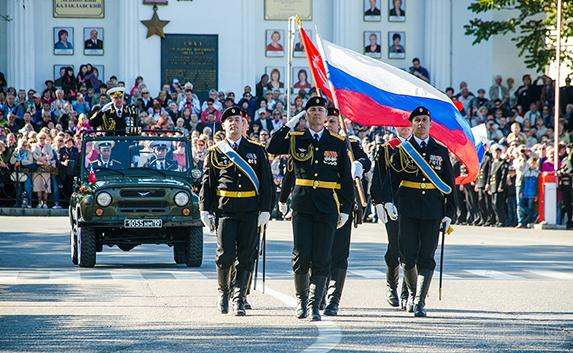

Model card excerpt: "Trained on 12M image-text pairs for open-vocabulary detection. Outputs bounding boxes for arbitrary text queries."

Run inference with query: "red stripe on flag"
[297,25,332,100]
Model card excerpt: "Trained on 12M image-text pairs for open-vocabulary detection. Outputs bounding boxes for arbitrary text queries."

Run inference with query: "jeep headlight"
[191,168,202,179]
[174,192,189,207]
[96,192,112,207]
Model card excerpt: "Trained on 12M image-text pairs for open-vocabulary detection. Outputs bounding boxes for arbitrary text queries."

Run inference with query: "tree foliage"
[464,0,573,73]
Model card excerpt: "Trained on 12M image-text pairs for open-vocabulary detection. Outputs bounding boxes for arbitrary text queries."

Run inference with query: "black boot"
[324,269,347,316]
[294,273,309,319]
[414,270,433,317]
[217,268,231,314]
[402,266,417,313]
[308,275,328,321]
[232,269,250,316]
[399,278,409,310]
[386,266,400,307]
[319,274,330,311]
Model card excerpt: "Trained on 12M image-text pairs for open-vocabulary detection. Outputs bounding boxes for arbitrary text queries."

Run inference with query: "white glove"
[375,204,387,224]
[384,202,398,221]
[351,161,364,179]
[200,211,215,231]
[278,202,288,216]
[337,213,349,229]
[285,110,306,129]
[258,211,271,227]
[440,216,452,232]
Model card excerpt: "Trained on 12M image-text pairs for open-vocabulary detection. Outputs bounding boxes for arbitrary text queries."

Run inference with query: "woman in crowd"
[31,132,53,208]
[9,138,33,208]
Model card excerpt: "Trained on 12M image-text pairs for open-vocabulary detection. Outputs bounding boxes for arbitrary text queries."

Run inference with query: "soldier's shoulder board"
[348,135,360,143]
[207,145,218,152]
[289,131,305,136]
[247,139,265,148]
[330,132,346,141]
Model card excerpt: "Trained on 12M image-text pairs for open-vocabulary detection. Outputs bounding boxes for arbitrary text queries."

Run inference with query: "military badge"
[246,153,257,164]
[429,155,443,170]
[323,150,338,166]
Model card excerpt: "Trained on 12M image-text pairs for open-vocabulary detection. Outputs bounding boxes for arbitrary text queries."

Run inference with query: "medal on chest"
[323,150,338,166]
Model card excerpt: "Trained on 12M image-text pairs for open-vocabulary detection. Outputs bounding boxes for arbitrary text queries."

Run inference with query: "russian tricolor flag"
[317,38,479,184]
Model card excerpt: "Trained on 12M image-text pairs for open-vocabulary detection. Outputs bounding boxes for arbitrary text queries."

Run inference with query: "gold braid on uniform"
[287,157,293,172]
[209,149,233,170]
[289,134,314,162]
[387,145,419,175]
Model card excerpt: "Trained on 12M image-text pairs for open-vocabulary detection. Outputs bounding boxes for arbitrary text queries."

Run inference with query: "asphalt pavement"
[0,216,572,352]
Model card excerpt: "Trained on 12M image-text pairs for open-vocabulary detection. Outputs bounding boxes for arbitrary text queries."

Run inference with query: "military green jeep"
[69,133,204,268]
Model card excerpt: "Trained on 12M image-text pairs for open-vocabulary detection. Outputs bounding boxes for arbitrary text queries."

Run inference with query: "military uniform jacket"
[384,136,456,220]
[476,152,491,188]
[371,137,402,205]
[267,125,353,215]
[489,159,508,194]
[200,138,272,214]
[89,158,123,169]
[89,102,138,133]
[144,158,179,171]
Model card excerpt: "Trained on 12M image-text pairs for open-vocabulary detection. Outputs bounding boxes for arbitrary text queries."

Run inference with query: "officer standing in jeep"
[200,107,273,316]
[88,87,139,134]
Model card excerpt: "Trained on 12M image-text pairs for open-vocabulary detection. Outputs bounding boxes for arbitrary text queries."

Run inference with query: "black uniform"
[200,117,272,315]
[489,157,508,226]
[370,137,409,308]
[267,104,353,320]
[89,102,138,134]
[383,107,456,317]
[558,152,573,228]
[476,152,494,225]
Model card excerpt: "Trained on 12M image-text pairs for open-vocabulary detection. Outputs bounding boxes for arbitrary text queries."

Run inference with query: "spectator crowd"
[0,58,572,227]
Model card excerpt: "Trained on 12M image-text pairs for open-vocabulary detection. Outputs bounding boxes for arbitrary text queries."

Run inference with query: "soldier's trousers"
[215,211,258,272]
[464,185,478,223]
[384,219,400,270]
[477,188,494,223]
[454,186,467,223]
[292,210,338,276]
[492,192,506,225]
[331,212,353,270]
[398,216,441,271]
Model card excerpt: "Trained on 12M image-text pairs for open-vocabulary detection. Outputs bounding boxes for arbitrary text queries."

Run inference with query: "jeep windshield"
[82,137,191,175]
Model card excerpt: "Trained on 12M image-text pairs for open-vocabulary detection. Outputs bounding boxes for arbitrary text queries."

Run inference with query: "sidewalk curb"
[0,207,69,217]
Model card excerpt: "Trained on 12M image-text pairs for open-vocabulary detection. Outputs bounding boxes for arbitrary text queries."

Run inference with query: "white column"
[332,0,357,49]
[424,0,452,89]
[119,1,141,86]
[7,0,35,90]
[240,0,256,90]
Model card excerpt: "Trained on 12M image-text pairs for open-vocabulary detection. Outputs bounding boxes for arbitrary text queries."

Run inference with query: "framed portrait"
[293,29,311,58]
[53,27,74,55]
[53,65,74,82]
[264,0,312,21]
[265,30,285,57]
[265,66,285,94]
[388,0,406,22]
[292,67,313,94]
[363,31,382,58]
[363,0,381,22]
[143,0,168,4]
[388,31,406,59]
[83,27,104,56]
[93,65,105,83]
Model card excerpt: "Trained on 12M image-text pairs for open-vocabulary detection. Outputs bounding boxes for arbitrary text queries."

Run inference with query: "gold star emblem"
[141,6,170,39]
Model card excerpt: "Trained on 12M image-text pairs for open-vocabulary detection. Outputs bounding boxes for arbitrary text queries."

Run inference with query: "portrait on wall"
[83,27,104,56]
[388,0,406,22]
[53,27,74,55]
[292,67,313,92]
[265,66,285,94]
[53,65,74,83]
[388,31,406,59]
[363,0,381,22]
[364,31,382,58]
[293,29,311,58]
[265,30,285,57]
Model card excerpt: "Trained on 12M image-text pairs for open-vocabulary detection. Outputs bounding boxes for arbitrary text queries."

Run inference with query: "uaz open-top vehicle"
[69,131,203,267]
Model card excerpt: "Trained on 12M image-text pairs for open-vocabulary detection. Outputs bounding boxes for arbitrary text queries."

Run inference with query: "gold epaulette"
[348,135,360,143]
[247,139,265,148]
[285,131,304,140]
[329,132,346,141]
[208,145,218,152]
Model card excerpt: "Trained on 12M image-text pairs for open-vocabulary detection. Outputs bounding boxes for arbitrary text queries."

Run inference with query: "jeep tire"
[186,226,203,267]
[70,230,78,265]
[78,227,97,268]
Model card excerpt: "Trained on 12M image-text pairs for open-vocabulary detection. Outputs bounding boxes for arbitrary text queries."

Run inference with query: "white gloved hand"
[285,110,306,129]
[440,216,452,232]
[337,213,349,229]
[375,204,387,224]
[278,202,288,216]
[200,211,215,231]
[258,211,271,227]
[351,161,364,179]
[384,202,398,221]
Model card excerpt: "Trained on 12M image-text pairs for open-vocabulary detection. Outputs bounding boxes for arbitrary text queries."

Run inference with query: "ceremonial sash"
[215,140,260,194]
[399,141,452,195]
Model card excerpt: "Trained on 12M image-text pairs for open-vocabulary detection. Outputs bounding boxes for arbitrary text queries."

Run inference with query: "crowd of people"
[0,64,572,227]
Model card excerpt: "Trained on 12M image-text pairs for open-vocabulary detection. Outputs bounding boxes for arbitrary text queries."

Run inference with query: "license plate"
[124,219,163,228]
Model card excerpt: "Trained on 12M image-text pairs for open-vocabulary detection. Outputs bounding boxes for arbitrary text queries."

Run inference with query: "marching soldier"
[322,107,371,316]
[267,97,354,321]
[89,87,139,134]
[370,126,411,309]
[383,106,455,317]
[200,107,272,316]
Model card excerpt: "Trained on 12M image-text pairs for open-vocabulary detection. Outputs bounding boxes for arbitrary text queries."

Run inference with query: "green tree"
[464,0,572,73]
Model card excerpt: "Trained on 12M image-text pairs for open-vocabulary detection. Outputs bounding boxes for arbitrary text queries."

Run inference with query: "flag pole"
[554,0,562,176]
[287,16,296,119]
